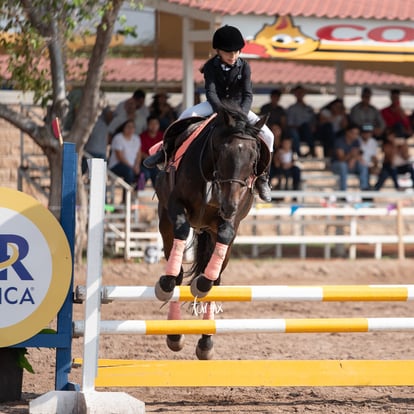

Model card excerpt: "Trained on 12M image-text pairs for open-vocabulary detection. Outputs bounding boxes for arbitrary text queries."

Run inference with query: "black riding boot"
[143,149,166,168]
[255,174,272,202]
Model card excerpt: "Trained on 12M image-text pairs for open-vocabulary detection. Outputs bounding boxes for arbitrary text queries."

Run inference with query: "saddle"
[165,114,217,170]
[161,113,271,176]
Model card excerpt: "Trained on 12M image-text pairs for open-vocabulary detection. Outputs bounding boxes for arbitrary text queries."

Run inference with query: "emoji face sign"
[247,16,319,58]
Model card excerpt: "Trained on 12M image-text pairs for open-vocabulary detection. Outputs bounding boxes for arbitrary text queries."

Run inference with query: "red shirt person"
[140,115,164,158]
[140,115,164,188]
[381,89,413,138]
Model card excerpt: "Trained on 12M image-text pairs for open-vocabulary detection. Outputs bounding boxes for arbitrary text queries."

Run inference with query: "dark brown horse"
[153,103,267,359]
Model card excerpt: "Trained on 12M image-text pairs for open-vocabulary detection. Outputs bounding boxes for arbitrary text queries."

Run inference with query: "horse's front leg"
[190,219,233,298]
[155,200,190,302]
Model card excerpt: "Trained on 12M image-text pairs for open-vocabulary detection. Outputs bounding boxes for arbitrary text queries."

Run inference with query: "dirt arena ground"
[1,258,414,413]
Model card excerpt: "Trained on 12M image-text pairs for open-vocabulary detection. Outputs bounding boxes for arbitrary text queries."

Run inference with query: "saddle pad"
[169,113,217,170]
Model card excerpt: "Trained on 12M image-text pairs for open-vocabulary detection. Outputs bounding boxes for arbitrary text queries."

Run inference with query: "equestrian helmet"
[212,25,245,52]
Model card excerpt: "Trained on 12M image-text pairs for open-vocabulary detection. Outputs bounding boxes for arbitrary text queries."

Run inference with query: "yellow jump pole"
[89,359,414,388]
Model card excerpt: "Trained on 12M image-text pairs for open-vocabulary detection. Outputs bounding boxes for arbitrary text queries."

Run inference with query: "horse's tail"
[187,231,215,285]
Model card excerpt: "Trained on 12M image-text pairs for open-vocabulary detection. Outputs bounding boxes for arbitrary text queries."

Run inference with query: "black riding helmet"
[212,25,245,52]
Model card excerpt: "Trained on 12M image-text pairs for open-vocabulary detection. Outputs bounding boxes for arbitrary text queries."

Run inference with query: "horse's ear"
[218,107,237,128]
[255,113,268,130]
[221,111,236,128]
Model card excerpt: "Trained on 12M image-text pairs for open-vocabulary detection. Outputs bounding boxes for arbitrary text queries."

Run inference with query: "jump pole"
[91,359,414,387]
[73,317,414,336]
[74,284,414,302]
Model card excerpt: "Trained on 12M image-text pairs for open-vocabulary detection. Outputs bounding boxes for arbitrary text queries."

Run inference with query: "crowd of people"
[259,86,414,193]
[81,89,178,194]
[80,84,414,198]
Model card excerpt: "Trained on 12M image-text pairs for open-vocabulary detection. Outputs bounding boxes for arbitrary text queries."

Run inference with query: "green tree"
[0,0,129,262]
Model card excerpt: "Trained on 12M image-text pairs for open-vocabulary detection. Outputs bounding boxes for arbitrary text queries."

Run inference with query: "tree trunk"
[47,147,63,220]
[75,172,88,264]
[0,348,23,402]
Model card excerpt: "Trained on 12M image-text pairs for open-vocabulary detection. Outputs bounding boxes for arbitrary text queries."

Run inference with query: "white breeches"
[179,101,274,152]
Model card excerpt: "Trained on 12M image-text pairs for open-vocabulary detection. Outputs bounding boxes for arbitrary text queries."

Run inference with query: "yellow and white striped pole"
[92,284,414,302]
[73,317,414,336]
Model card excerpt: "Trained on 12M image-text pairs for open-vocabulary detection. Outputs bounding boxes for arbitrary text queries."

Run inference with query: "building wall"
[0,118,21,189]
[139,12,212,59]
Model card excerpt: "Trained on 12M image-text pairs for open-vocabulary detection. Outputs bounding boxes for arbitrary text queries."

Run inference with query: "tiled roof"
[163,0,414,21]
[1,56,413,90]
[101,57,414,89]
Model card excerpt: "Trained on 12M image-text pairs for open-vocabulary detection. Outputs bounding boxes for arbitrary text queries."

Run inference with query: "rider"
[144,25,274,202]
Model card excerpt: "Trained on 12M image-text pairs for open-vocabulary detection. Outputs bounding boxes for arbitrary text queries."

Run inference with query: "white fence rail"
[98,167,414,260]
[236,194,414,259]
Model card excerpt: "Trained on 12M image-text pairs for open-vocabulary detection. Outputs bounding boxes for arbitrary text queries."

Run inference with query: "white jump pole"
[82,158,107,392]
[79,158,145,412]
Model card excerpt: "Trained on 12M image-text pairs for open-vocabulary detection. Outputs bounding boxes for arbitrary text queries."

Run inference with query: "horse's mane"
[217,102,261,139]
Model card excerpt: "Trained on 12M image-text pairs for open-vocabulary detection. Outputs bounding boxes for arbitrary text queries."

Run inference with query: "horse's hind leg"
[166,299,185,352]
[196,301,215,360]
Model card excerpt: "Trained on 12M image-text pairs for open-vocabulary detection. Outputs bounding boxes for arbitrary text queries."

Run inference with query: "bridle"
[194,121,259,226]
[202,131,259,189]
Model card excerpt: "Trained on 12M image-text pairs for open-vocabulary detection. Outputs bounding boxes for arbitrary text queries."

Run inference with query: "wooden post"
[397,200,405,260]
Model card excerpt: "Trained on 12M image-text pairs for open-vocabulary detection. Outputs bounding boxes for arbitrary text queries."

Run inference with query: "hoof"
[154,275,176,301]
[166,334,185,352]
[190,274,213,299]
[196,335,214,360]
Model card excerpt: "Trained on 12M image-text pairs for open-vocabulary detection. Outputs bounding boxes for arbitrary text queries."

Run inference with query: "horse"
[153,103,268,359]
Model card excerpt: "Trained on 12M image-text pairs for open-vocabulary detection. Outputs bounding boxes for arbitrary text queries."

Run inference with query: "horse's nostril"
[219,205,237,220]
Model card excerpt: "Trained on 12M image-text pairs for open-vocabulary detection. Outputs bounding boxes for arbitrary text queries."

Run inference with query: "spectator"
[275,136,301,191]
[149,91,177,132]
[316,98,348,158]
[108,119,141,187]
[82,106,113,175]
[286,85,316,157]
[259,89,287,136]
[381,89,413,139]
[349,87,385,139]
[375,130,414,191]
[140,115,164,188]
[331,123,370,191]
[269,123,283,188]
[358,124,380,177]
[109,89,149,137]
[374,130,400,191]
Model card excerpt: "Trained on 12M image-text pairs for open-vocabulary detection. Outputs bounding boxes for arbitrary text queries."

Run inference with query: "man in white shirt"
[350,87,385,139]
[286,85,316,157]
[109,89,149,137]
[358,124,379,178]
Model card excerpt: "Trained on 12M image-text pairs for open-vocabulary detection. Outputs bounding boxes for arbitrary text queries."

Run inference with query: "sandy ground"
[1,257,414,413]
